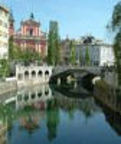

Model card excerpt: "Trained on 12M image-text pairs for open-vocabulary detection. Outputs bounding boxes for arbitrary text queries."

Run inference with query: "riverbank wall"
[94,80,121,114]
[0,80,17,96]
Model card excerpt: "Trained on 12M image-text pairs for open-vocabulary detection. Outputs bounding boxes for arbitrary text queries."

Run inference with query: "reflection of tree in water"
[79,98,98,120]
[0,103,15,130]
[46,99,60,142]
[0,103,16,144]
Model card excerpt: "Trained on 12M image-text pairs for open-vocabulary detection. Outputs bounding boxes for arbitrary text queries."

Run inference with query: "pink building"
[10,13,47,58]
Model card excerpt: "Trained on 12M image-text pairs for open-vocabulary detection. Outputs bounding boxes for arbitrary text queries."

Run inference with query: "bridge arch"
[31,93,36,99]
[24,71,29,79]
[38,91,42,97]
[38,70,43,77]
[24,94,29,101]
[45,89,49,96]
[31,70,36,78]
[45,70,49,76]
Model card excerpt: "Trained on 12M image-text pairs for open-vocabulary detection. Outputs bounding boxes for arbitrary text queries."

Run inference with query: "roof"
[21,19,40,26]
[0,4,9,13]
[21,13,40,26]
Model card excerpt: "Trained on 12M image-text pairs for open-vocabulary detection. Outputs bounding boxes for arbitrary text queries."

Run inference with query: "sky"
[0,0,120,41]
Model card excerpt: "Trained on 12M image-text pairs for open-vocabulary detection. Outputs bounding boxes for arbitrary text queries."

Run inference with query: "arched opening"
[38,91,42,97]
[30,28,33,36]
[31,71,36,78]
[25,71,29,79]
[45,89,49,96]
[17,95,22,101]
[18,73,23,81]
[38,70,43,77]
[31,93,36,99]
[24,94,29,101]
[45,70,49,77]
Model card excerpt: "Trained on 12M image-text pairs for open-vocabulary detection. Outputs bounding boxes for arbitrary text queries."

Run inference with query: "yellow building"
[0,5,9,59]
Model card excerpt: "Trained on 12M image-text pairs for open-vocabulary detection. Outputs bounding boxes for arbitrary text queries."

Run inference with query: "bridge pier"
[57,78,61,86]
[74,81,77,89]
[67,75,72,84]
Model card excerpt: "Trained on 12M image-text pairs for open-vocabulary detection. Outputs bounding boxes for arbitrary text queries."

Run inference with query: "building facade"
[16,64,53,88]
[76,43,115,66]
[0,5,9,59]
[76,36,115,66]
[10,13,47,58]
[61,36,115,66]
[60,38,71,64]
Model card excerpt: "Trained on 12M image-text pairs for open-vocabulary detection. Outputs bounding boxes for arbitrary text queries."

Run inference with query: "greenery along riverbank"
[0,60,10,78]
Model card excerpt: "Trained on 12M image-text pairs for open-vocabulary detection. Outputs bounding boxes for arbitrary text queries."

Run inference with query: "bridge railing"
[52,66,101,76]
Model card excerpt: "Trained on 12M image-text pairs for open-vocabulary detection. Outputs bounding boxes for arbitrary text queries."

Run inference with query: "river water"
[0,84,121,144]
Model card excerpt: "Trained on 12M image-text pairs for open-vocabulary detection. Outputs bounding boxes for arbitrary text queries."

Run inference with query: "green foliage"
[70,40,76,65]
[46,99,59,141]
[110,1,121,85]
[9,36,14,60]
[79,48,82,64]
[85,47,90,66]
[111,2,121,31]
[47,21,61,65]
[0,59,10,78]
[21,49,41,63]
[9,36,41,62]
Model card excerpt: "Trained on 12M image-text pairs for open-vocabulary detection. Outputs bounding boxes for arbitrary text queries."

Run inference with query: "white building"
[76,37,115,66]
[16,64,53,88]
[0,5,9,59]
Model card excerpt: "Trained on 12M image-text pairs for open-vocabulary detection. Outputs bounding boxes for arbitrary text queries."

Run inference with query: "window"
[30,29,33,36]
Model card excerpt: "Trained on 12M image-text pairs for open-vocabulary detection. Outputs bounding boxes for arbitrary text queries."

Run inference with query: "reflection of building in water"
[16,84,53,110]
[10,85,53,133]
[0,121,7,144]
[19,113,40,133]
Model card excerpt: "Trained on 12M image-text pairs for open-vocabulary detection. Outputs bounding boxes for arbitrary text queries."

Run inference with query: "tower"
[30,12,34,20]
[9,10,14,37]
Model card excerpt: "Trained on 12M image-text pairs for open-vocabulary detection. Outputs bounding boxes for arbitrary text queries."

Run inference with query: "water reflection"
[16,85,52,110]
[94,83,121,136]
[0,84,121,144]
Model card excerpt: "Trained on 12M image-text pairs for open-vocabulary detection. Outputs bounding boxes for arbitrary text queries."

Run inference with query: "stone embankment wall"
[0,80,17,96]
[94,80,119,113]
[104,71,118,88]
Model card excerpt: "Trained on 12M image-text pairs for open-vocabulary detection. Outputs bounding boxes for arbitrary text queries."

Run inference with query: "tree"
[9,36,42,63]
[70,40,76,65]
[79,47,82,65]
[0,59,10,78]
[21,49,41,63]
[9,36,14,60]
[85,47,90,66]
[110,1,121,85]
[47,21,61,65]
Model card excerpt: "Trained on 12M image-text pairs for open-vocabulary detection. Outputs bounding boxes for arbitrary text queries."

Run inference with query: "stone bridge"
[50,66,103,85]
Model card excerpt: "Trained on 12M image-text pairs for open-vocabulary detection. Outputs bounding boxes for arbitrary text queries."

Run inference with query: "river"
[0,83,121,144]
